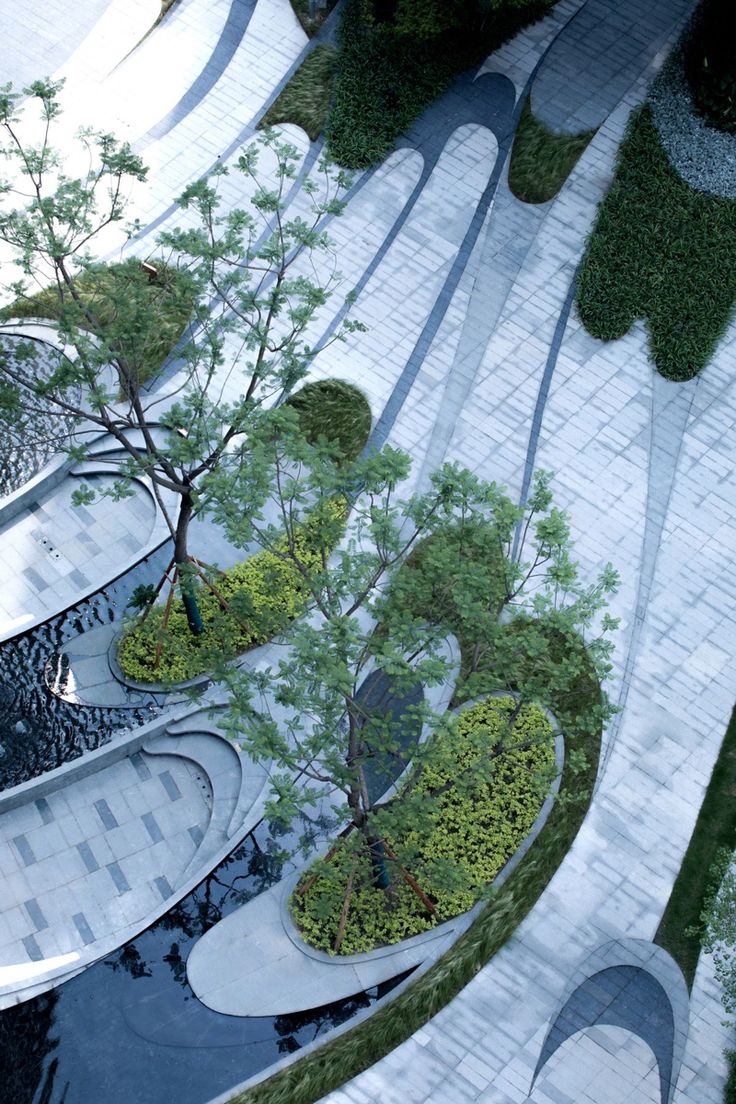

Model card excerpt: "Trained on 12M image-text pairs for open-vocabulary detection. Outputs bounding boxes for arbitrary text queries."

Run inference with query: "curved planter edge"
[0,710,271,1008]
[279,690,564,964]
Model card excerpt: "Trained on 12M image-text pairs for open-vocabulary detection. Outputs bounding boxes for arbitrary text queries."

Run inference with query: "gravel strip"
[649,47,736,199]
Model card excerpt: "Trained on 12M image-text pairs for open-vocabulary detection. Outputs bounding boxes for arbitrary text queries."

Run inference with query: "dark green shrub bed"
[684,0,736,133]
[576,105,736,381]
[326,0,553,170]
[508,99,594,204]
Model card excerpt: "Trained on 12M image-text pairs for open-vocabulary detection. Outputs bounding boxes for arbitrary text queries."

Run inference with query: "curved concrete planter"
[186,681,563,1018]
[0,697,271,1009]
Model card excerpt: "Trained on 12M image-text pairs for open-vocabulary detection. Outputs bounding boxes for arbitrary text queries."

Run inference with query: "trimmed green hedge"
[291,696,554,954]
[326,0,553,170]
[0,260,196,389]
[260,46,337,141]
[576,105,736,381]
[118,499,346,684]
[508,99,594,204]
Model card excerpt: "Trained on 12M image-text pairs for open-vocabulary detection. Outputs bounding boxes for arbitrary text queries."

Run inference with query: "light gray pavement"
[316,20,736,1104]
[0,701,270,1008]
[531,0,696,133]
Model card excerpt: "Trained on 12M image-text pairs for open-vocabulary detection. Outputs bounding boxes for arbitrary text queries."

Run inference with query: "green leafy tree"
[207,427,618,932]
[0,79,357,633]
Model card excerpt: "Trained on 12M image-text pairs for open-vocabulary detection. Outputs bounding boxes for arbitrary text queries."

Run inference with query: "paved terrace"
[0,0,733,1102]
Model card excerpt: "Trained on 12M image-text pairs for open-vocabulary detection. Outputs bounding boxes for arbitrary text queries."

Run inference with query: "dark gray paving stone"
[34,797,54,825]
[107,861,131,895]
[72,912,95,945]
[142,812,164,843]
[23,898,48,932]
[94,798,118,830]
[130,751,152,781]
[13,833,37,867]
[77,841,99,874]
[155,875,174,901]
[159,771,182,802]
[22,934,43,961]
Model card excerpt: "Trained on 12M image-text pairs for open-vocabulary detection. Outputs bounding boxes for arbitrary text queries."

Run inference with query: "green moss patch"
[292,697,554,954]
[118,499,346,684]
[576,105,736,381]
[0,260,196,389]
[260,46,337,142]
[508,99,594,204]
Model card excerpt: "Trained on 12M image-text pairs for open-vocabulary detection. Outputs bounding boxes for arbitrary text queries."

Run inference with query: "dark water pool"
[0,819,411,1104]
[0,545,172,789]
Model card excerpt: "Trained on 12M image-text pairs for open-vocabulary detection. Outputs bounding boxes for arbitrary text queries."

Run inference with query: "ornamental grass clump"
[290,696,555,955]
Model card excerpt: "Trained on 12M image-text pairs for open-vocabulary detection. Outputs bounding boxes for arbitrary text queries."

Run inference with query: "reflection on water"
[0,534,423,1103]
[0,824,411,1104]
[0,546,171,789]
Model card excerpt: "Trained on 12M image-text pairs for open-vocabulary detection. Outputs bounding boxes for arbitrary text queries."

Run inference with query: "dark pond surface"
[0,551,424,1104]
[0,545,172,789]
[0,818,412,1104]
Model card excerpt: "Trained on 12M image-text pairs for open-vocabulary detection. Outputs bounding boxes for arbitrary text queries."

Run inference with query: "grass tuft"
[260,46,337,141]
[508,99,594,204]
[285,378,372,462]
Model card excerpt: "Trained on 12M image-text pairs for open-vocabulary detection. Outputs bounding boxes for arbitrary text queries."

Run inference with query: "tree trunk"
[346,702,392,891]
[174,492,204,636]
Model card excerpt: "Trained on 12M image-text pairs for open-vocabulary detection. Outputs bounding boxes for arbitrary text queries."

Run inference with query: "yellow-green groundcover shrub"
[118,500,346,684]
[291,696,555,955]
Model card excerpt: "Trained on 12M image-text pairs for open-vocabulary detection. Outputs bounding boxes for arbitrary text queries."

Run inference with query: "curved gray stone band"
[532,938,690,1104]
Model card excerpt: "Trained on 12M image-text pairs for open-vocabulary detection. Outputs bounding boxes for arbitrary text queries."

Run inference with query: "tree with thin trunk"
[209,426,619,931]
[0,79,358,633]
